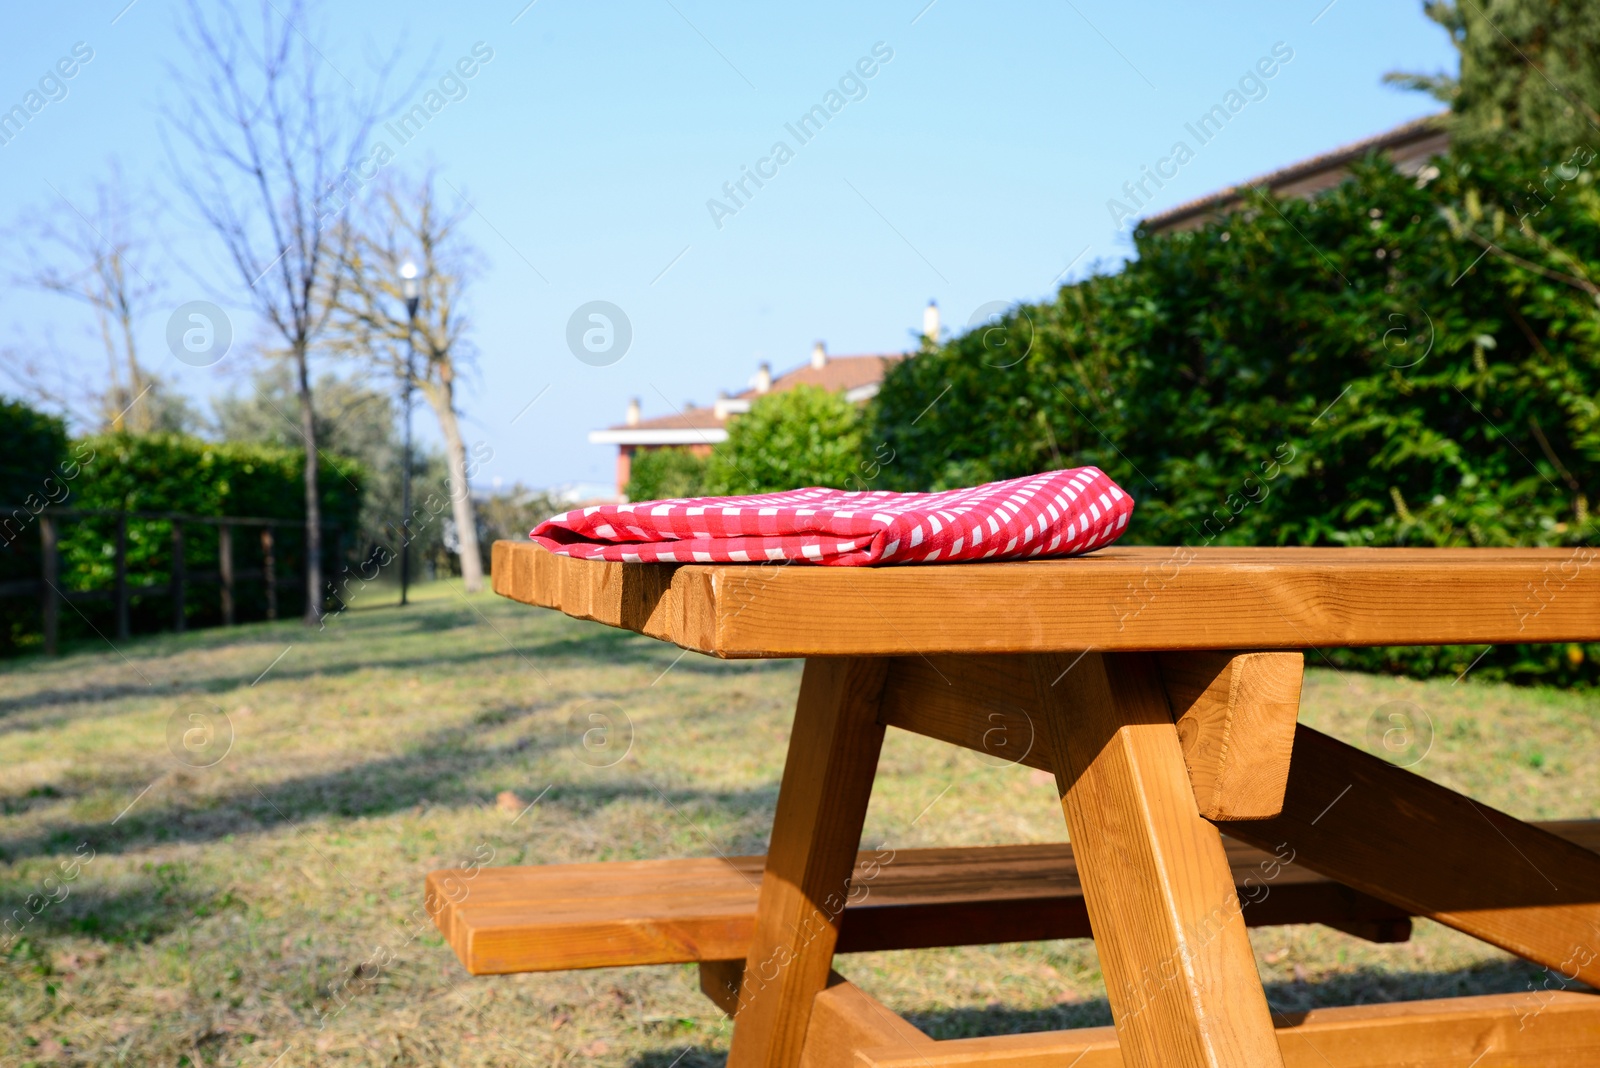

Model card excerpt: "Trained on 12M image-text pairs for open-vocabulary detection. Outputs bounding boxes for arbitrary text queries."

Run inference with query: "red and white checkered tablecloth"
[529,468,1134,566]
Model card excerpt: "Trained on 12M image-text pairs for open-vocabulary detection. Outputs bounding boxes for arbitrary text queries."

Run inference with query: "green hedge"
[706,385,864,494]
[67,433,364,523]
[4,433,366,649]
[624,388,867,501]
[625,447,708,502]
[870,143,1600,687]
[0,398,71,654]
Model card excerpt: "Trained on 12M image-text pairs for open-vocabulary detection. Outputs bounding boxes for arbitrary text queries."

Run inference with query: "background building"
[588,302,937,498]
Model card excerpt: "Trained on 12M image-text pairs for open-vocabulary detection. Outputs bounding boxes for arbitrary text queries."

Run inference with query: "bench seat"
[425,823,1596,976]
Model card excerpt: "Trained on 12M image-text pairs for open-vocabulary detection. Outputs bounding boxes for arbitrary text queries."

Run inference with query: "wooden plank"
[424,857,763,973]
[699,959,745,1014]
[40,514,59,655]
[878,655,1051,773]
[261,528,277,621]
[702,965,932,1068]
[492,538,683,642]
[799,980,931,1068]
[878,651,1303,819]
[1035,651,1284,1068]
[429,822,1600,976]
[425,842,1404,976]
[727,657,891,1068]
[1229,725,1600,988]
[799,979,932,1068]
[492,541,1600,657]
[114,512,129,640]
[171,521,186,633]
[219,522,234,626]
[1160,651,1303,820]
[855,991,1600,1068]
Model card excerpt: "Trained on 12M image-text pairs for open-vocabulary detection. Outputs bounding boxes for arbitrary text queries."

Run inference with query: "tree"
[163,0,395,624]
[1382,2,1463,104]
[1457,0,1600,150]
[1390,0,1600,151]
[5,167,198,433]
[214,363,445,568]
[705,386,864,495]
[329,172,487,592]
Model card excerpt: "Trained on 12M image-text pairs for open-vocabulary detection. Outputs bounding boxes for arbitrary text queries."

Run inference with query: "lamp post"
[399,260,422,606]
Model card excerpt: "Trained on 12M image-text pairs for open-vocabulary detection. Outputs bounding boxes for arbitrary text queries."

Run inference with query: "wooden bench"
[464,543,1600,1068]
[431,822,1599,975]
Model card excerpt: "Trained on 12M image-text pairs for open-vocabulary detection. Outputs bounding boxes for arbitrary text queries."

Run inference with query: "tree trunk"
[96,305,127,433]
[426,380,484,593]
[296,341,323,624]
[120,301,148,434]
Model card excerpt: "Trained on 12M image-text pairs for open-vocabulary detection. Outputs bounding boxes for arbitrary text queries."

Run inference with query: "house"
[589,302,940,498]
[1140,113,1449,234]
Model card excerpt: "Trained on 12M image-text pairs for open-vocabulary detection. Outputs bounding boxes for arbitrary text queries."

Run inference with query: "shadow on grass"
[628,1047,728,1068]
[2,860,234,949]
[0,697,782,865]
[0,602,769,732]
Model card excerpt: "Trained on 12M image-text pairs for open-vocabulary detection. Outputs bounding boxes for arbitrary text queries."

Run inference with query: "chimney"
[625,397,641,426]
[754,361,772,393]
[923,300,940,341]
[811,341,827,369]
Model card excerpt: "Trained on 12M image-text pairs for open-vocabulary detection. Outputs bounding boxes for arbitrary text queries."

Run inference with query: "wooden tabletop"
[491,541,1600,658]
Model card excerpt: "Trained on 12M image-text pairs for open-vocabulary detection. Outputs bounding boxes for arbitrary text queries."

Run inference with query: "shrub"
[625,447,708,502]
[0,398,70,654]
[46,434,366,641]
[869,142,1600,686]
[706,385,864,495]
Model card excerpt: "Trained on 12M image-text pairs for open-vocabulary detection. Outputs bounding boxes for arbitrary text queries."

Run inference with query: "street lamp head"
[399,259,420,301]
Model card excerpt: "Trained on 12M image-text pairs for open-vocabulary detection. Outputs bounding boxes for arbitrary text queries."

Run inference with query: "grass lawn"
[1,579,1597,1066]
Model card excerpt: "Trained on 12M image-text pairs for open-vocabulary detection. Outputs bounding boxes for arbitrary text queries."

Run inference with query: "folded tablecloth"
[529,467,1134,567]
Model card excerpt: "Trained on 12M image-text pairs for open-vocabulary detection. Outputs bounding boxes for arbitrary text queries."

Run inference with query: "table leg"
[726,657,891,1068]
[1033,651,1285,1068]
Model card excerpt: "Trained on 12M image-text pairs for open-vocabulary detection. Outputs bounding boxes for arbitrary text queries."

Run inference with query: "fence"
[0,506,342,655]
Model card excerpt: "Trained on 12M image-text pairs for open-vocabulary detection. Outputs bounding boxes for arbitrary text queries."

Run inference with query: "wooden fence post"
[40,513,60,656]
[114,512,129,641]
[219,522,235,626]
[262,526,277,621]
[171,522,186,633]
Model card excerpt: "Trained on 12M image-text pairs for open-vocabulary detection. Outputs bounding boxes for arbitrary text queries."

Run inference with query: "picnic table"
[429,541,1600,1068]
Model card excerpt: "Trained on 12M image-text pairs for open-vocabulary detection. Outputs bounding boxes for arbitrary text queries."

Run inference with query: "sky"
[0,0,1458,495]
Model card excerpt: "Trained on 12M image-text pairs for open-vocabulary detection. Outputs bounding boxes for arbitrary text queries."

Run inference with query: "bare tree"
[163,0,394,624]
[11,167,158,432]
[330,172,486,592]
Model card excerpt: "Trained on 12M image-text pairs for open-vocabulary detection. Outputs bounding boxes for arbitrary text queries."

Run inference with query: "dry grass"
[0,581,1596,1066]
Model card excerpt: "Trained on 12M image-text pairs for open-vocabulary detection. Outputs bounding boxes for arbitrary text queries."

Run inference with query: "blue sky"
[0,1,1457,493]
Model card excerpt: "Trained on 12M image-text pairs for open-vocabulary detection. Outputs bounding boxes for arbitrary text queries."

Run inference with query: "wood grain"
[878,650,1303,819]
[699,959,745,1014]
[1229,725,1600,988]
[798,976,933,1068]
[1035,650,1284,1068]
[492,541,1600,657]
[1161,651,1303,820]
[854,991,1600,1068]
[425,821,1600,973]
[726,657,891,1068]
[700,964,933,1068]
